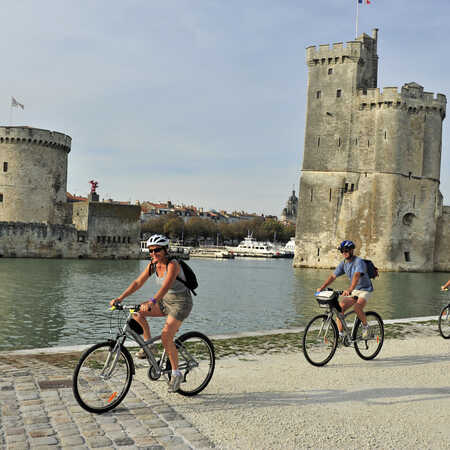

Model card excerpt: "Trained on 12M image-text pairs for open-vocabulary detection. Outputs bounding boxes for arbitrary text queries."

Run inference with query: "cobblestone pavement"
[0,353,214,450]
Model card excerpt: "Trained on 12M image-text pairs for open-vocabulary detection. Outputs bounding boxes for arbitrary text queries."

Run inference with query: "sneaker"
[168,373,183,393]
[361,325,370,340]
[136,344,157,359]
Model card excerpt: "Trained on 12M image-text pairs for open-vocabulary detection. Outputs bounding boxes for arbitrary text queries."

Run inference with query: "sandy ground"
[137,333,450,449]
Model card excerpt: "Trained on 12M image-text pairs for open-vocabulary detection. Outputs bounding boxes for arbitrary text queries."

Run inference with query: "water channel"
[0,258,447,351]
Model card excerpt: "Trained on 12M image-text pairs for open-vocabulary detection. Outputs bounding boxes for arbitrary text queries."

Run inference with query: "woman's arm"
[110,263,151,305]
[152,260,180,301]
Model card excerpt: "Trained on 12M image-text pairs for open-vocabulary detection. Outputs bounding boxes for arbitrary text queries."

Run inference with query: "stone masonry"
[294,29,449,272]
[0,126,141,258]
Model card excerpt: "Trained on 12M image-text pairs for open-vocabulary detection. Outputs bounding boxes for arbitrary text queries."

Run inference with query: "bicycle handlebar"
[110,303,142,312]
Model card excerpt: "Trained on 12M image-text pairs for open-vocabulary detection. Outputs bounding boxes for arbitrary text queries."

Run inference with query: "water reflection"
[0,258,448,350]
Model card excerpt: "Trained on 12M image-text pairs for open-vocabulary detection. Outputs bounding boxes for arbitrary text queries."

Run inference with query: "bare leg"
[133,304,164,341]
[336,297,357,332]
[161,315,183,370]
[353,297,367,326]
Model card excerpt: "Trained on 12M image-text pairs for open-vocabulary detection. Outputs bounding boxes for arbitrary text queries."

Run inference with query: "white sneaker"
[168,373,183,393]
[361,326,370,340]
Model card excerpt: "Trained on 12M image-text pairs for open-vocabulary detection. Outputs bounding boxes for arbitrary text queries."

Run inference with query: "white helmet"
[146,234,170,247]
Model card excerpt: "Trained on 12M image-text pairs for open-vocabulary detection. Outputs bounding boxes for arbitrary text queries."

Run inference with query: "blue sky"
[1,0,449,215]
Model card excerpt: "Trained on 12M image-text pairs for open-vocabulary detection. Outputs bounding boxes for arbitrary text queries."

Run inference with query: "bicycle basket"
[315,290,340,309]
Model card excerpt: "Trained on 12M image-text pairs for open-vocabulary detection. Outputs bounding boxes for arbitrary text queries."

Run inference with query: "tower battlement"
[357,83,446,115]
[306,29,378,65]
[0,126,71,153]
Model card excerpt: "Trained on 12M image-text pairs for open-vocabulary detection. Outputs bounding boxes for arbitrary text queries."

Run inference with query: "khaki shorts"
[158,293,193,321]
[351,289,372,301]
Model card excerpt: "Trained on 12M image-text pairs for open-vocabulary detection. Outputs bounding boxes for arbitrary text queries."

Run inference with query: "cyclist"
[317,240,373,340]
[110,234,193,393]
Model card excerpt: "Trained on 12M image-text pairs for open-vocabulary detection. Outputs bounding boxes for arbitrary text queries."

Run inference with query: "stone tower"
[0,126,72,224]
[294,29,447,272]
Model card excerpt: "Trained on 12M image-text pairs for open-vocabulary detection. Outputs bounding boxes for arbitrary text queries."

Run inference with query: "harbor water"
[0,257,448,351]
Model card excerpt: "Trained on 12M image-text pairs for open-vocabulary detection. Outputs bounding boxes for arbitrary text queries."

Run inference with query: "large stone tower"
[0,126,71,224]
[294,29,447,272]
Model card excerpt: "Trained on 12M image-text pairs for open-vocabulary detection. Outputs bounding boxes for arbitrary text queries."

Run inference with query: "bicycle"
[302,289,384,366]
[72,303,215,414]
[438,289,450,339]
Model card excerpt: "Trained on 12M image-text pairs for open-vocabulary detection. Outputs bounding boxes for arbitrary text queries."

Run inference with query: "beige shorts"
[158,293,193,321]
[351,290,372,301]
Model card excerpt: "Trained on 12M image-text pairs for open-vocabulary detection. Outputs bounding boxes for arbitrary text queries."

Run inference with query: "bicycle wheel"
[302,314,338,367]
[174,331,215,396]
[352,311,384,360]
[73,341,134,414]
[438,304,450,339]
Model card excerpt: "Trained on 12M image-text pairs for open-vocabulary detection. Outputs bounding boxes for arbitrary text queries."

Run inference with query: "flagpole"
[355,0,359,38]
[9,104,13,125]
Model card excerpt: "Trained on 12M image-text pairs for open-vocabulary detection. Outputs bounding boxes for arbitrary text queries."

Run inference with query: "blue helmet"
[338,240,355,253]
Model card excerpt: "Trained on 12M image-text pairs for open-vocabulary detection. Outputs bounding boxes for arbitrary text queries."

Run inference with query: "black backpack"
[363,259,379,279]
[167,257,198,295]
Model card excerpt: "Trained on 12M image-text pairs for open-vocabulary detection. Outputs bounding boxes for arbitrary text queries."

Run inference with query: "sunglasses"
[148,247,164,254]
[340,249,351,254]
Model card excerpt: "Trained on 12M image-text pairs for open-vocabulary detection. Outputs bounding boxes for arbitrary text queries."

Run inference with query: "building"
[280,189,298,224]
[0,126,141,258]
[294,29,449,272]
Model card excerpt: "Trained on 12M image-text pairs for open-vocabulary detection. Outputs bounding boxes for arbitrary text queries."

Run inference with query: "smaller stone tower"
[0,126,71,224]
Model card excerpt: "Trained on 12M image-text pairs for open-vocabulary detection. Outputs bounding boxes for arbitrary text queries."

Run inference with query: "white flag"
[11,97,24,110]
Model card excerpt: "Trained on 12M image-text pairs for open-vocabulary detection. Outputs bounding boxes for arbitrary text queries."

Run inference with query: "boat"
[190,247,235,259]
[228,235,284,258]
[282,237,295,258]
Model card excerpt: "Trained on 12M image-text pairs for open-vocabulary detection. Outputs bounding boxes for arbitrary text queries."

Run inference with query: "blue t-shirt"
[334,256,373,292]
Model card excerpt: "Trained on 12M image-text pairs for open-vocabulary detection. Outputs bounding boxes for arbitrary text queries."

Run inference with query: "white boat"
[190,247,235,259]
[228,235,283,258]
[282,237,295,258]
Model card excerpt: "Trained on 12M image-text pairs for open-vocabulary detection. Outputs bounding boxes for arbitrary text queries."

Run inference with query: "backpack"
[167,256,198,295]
[362,259,379,279]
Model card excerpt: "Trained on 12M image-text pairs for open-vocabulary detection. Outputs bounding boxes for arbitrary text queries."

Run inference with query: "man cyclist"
[317,240,372,340]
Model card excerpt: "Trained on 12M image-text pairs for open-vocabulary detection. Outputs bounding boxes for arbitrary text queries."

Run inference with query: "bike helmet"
[338,240,355,253]
[146,234,170,247]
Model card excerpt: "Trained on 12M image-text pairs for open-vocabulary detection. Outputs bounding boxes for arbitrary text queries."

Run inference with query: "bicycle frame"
[111,307,168,379]
[320,304,358,343]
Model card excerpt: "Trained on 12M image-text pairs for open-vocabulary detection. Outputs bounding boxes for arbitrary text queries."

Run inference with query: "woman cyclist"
[110,234,193,393]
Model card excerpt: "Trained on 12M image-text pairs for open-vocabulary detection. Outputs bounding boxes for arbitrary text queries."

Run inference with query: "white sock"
[172,369,181,376]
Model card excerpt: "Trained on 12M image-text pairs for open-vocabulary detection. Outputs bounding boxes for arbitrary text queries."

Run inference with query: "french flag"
[359,0,371,4]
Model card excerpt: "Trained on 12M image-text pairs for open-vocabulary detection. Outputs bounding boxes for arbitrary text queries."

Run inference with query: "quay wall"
[0,221,140,259]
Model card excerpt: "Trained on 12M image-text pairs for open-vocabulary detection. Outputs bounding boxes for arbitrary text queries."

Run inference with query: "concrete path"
[142,333,450,449]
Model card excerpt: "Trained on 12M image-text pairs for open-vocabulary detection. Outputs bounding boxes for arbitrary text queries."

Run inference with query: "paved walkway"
[0,353,214,449]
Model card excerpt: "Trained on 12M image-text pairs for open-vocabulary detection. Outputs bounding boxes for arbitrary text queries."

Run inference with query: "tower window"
[317,137,320,148]
[338,137,341,147]
[317,248,320,257]
[310,189,313,202]
[0,193,3,202]
[384,131,387,140]
[316,90,321,99]
[3,162,7,172]
[328,68,333,75]
[329,188,332,202]
[404,251,411,262]
[336,89,342,98]
[344,183,349,193]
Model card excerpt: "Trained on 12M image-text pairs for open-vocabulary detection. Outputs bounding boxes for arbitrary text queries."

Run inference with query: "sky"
[1,0,450,216]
